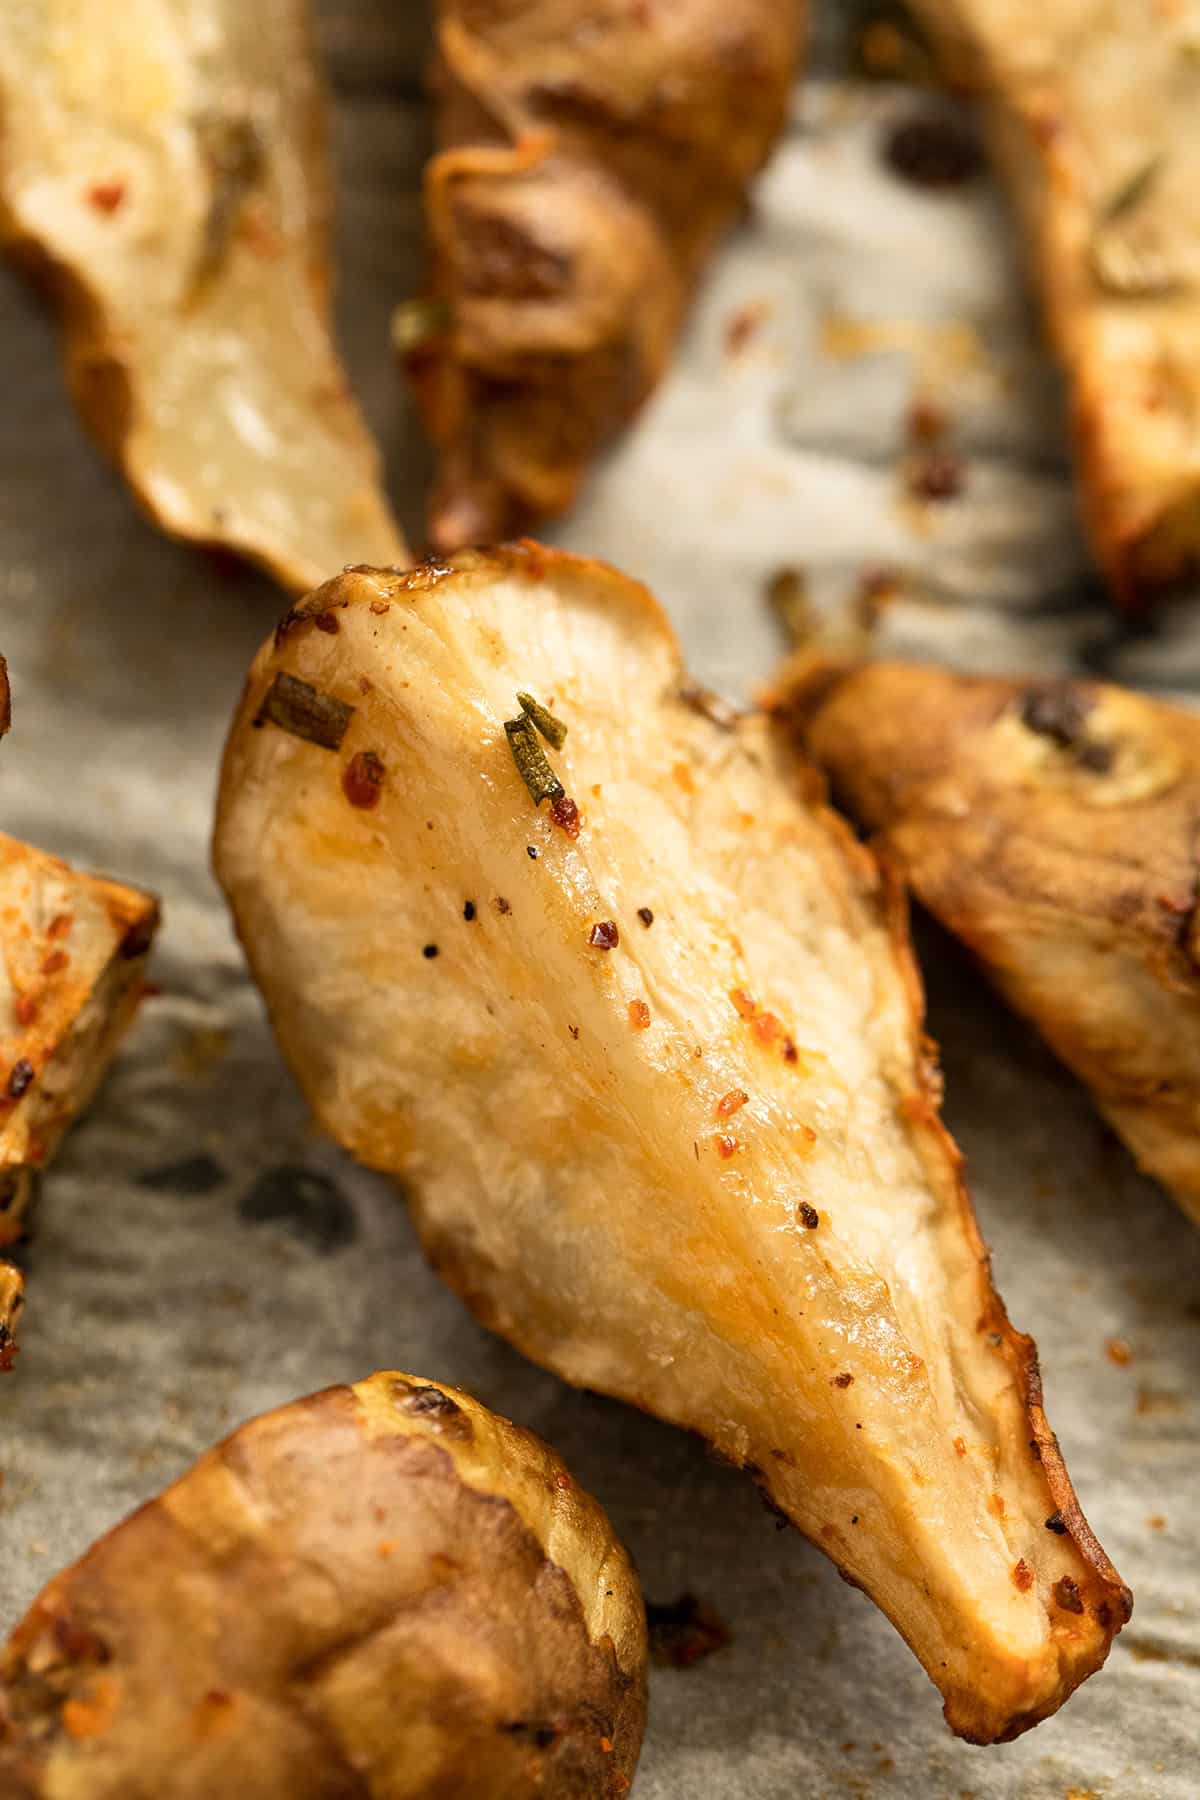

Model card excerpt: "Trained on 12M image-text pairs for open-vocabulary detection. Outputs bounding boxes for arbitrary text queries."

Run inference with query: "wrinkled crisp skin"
[911,0,1200,606]
[215,545,1129,1743]
[411,0,804,548]
[0,1373,647,1798]
[0,0,406,593]
[783,656,1200,1221]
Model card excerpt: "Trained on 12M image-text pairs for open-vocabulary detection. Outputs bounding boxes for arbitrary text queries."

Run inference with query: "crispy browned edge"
[225,547,1130,1741]
[0,8,363,596]
[766,651,1133,1717]
[0,1375,647,1797]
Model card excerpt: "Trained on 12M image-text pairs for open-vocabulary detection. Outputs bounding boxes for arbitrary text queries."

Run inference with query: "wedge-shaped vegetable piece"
[0,1,406,592]
[909,0,1200,604]
[216,547,1129,1742]
[784,656,1200,1221]
[409,0,804,548]
[0,835,158,1251]
[0,1371,646,1799]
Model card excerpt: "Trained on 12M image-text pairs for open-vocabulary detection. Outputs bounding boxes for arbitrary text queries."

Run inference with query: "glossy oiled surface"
[0,5,1197,1797]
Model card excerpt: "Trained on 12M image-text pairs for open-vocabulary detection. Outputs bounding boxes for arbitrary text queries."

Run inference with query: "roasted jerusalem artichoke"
[784,657,1200,1223]
[0,1371,647,1798]
[410,0,804,548]
[910,0,1200,604]
[0,1,406,592]
[0,836,158,1254]
[216,545,1129,1743]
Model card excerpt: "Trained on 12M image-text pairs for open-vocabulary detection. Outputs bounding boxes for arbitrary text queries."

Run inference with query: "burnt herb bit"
[1045,1511,1069,1535]
[254,672,355,751]
[1054,1575,1085,1615]
[6,1060,34,1100]
[463,901,477,921]
[504,716,565,807]
[799,1201,820,1230]
[588,921,620,950]
[517,691,568,751]
[342,750,385,809]
[637,907,654,928]
[390,297,453,358]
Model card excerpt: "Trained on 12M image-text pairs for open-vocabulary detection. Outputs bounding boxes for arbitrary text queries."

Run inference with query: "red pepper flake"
[312,611,340,634]
[799,1124,817,1148]
[782,1038,799,1065]
[628,1000,651,1030]
[1012,1558,1034,1593]
[988,1492,1007,1520]
[368,600,390,615]
[799,1202,819,1229]
[731,989,757,1020]
[87,179,126,214]
[1053,1575,1084,1615]
[909,452,965,502]
[41,950,69,977]
[14,995,37,1028]
[907,398,947,444]
[588,921,619,950]
[342,750,385,809]
[752,1011,783,1047]
[724,299,772,356]
[47,914,71,940]
[637,907,654,928]
[7,1060,34,1100]
[832,1372,854,1388]
[495,898,511,915]
[1106,1337,1133,1366]
[714,1134,739,1159]
[672,761,696,794]
[599,1736,614,1754]
[716,1089,748,1118]
[953,1436,967,1457]
[550,795,581,838]
[555,1472,571,1490]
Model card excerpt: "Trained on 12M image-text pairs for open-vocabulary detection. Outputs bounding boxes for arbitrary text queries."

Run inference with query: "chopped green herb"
[504,717,565,806]
[517,691,568,749]
[1100,154,1163,224]
[254,673,354,750]
[391,298,453,357]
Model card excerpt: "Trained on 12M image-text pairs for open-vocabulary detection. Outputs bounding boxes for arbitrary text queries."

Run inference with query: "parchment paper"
[1,6,1196,1797]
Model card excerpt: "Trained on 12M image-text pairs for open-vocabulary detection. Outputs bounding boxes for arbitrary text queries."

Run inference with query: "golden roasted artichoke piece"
[0,1,406,592]
[909,0,1200,605]
[409,0,804,548]
[215,545,1129,1743]
[0,1372,647,1798]
[782,655,1200,1221]
[0,1260,21,1371]
[0,834,158,1252]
